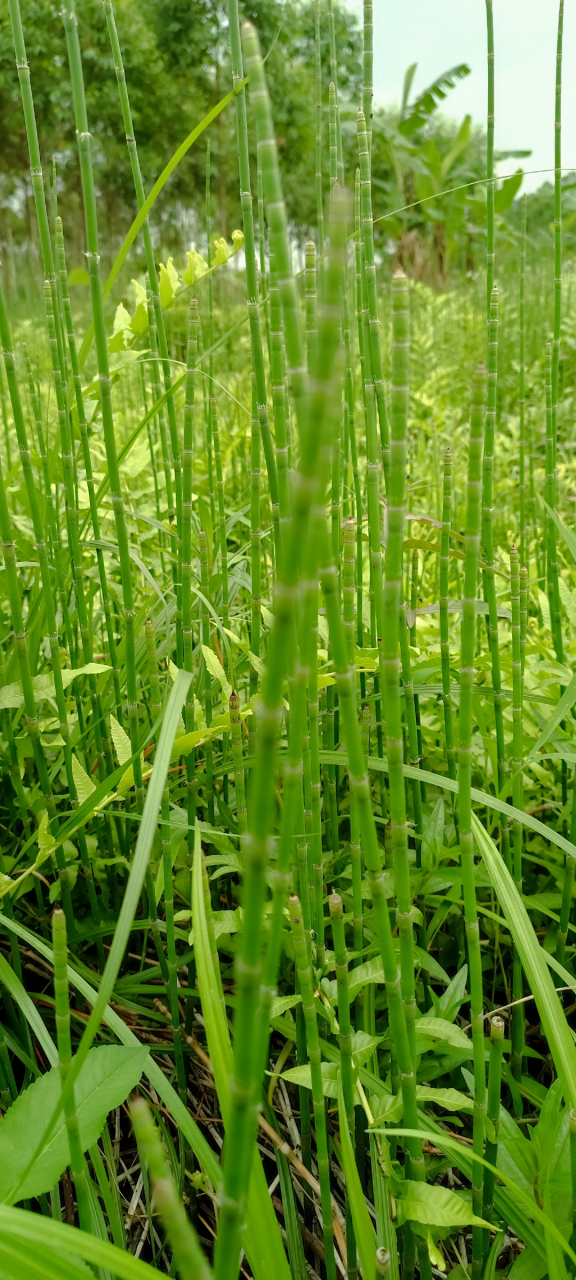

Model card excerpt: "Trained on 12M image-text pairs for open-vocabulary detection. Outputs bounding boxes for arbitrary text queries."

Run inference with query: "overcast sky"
[345,0,576,193]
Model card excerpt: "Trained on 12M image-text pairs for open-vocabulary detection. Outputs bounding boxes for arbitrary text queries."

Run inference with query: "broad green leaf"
[0,1202,185,1279]
[473,813,576,1108]
[202,645,232,701]
[396,1180,490,1229]
[415,1017,471,1053]
[72,754,96,805]
[0,663,111,709]
[0,1046,148,1202]
[337,1073,377,1280]
[416,1086,473,1112]
[0,1236,93,1278]
[5,671,193,1207]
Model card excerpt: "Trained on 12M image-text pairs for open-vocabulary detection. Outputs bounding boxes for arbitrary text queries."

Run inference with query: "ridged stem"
[483,1015,504,1238]
[510,548,525,1082]
[440,450,457,782]
[459,366,487,1280]
[290,895,336,1280]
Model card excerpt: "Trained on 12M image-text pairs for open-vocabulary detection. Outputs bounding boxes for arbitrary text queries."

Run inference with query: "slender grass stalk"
[290,894,336,1280]
[327,0,344,186]
[52,908,92,1232]
[485,0,495,310]
[482,286,510,870]
[60,0,144,819]
[131,1097,213,1280]
[315,0,324,276]
[357,110,389,483]
[459,365,487,1280]
[483,1015,504,1236]
[211,398,230,631]
[183,298,198,827]
[399,601,422,848]
[249,376,261,722]
[198,529,214,825]
[520,562,528,678]
[440,450,457,784]
[363,0,373,149]
[229,691,247,833]
[510,547,525,1083]
[269,246,291,548]
[519,196,527,570]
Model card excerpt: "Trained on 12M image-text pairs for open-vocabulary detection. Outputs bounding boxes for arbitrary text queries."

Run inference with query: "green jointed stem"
[329,891,357,1280]
[249,376,261,716]
[315,0,325,272]
[552,2,564,472]
[459,365,487,1280]
[482,1015,504,1234]
[329,82,338,190]
[440,450,456,781]
[183,299,198,825]
[289,894,336,1280]
[520,562,528,678]
[229,691,247,833]
[357,110,390,482]
[211,399,229,631]
[510,547,525,1082]
[519,196,527,569]
[485,0,495,310]
[545,342,562,659]
[399,600,422,848]
[305,237,318,375]
[60,0,143,810]
[269,247,291,546]
[327,0,344,186]
[227,0,279,540]
[52,908,92,1232]
[363,0,373,147]
[131,1098,213,1280]
[383,270,417,1055]
[482,286,510,869]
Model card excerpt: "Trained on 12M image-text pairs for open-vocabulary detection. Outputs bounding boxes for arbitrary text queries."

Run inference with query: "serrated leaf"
[72,754,96,805]
[110,714,132,767]
[0,1046,148,1202]
[397,1180,490,1229]
[36,811,55,864]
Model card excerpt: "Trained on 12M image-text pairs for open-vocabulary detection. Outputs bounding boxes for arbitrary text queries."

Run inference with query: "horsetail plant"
[459,365,487,1280]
